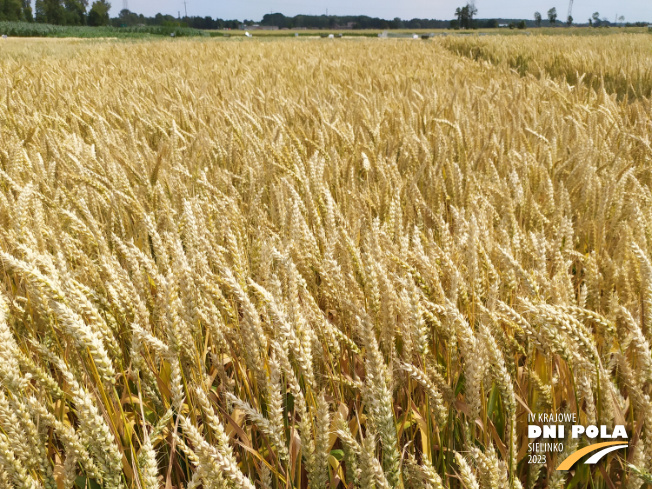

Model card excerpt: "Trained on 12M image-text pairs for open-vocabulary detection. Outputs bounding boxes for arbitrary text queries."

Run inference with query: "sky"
[110,0,651,22]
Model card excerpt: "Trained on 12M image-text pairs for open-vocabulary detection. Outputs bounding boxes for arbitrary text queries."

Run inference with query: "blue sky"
[111,1,651,22]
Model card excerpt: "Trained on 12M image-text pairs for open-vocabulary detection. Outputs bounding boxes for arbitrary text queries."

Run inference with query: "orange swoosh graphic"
[556,442,627,470]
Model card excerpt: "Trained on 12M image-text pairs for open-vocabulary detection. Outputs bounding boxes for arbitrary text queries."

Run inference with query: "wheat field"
[0,35,651,489]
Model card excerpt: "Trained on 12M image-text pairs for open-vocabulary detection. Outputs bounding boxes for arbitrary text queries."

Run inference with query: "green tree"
[454,2,477,29]
[35,0,65,23]
[0,0,24,20]
[63,0,87,24]
[21,0,33,20]
[87,0,109,25]
[517,20,526,29]
[591,11,600,26]
[116,8,139,26]
[566,15,573,26]
[454,7,462,28]
[465,2,477,28]
[534,11,542,27]
[547,7,557,25]
[34,0,45,21]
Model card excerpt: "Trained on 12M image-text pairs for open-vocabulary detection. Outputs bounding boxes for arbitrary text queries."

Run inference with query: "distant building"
[333,22,355,29]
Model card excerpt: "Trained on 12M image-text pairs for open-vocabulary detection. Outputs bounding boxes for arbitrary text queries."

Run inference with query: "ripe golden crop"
[0,35,651,488]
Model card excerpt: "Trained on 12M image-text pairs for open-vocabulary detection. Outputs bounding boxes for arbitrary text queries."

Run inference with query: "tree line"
[133,13,452,30]
[0,5,449,29]
[453,2,639,29]
[112,9,241,30]
[0,0,111,26]
[2,1,646,29]
[533,8,626,27]
[0,0,31,21]
[256,13,451,29]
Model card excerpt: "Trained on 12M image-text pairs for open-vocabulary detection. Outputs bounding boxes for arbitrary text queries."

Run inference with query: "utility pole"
[123,0,128,11]
[183,0,188,18]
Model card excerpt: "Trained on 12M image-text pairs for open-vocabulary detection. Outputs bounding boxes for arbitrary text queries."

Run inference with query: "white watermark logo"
[526,413,628,470]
